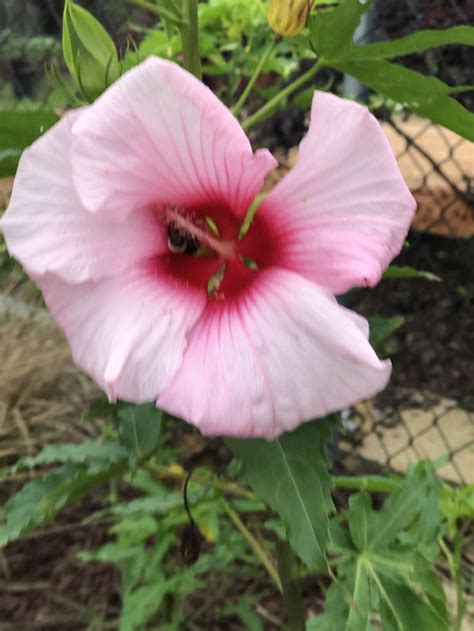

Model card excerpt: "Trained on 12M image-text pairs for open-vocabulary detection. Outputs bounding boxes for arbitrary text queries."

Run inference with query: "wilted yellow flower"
[267,0,312,36]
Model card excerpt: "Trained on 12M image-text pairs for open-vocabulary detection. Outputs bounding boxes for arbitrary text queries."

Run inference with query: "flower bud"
[267,0,312,37]
[62,0,120,102]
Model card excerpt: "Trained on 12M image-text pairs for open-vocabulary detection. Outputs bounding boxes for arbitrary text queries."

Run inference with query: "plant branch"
[180,0,201,79]
[232,39,277,116]
[242,59,325,131]
[145,463,254,499]
[276,540,306,631]
[170,469,404,503]
[453,532,467,631]
[439,536,466,631]
[333,475,402,494]
[221,498,283,593]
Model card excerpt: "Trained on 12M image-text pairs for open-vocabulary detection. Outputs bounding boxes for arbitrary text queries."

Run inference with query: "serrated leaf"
[348,492,372,552]
[13,440,127,471]
[440,483,474,539]
[120,582,168,631]
[321,467,449,630]
[411,562,449,622]
[110,492,183,518]
[62,0,120,101]
[369,468,435,550]
[349,26,474,61]
[0,111,59,177]
[383,265,441,282]
[117,403,163,468]
[0,458,126,547]
[377,575,448,631]
[228,418,335,569]
[310,560,372,631]
[405,469,440,549]
[110,515,158,544]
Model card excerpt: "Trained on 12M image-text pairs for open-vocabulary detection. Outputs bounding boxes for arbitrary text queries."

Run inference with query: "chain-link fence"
[337,0,473,485]
[0,0,472,484]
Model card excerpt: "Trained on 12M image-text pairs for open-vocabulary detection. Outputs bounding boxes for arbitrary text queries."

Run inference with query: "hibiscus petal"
[259,92,416,294]
[36,262,206,402]
[71,57,277,220]
[158,268,391,439]
[1,111,165,284]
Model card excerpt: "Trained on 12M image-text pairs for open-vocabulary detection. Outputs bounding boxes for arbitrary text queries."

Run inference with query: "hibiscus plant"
[1,1,473,629]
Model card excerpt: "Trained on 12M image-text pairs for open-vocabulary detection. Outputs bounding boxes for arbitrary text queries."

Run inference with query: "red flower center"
[153,200,280,300]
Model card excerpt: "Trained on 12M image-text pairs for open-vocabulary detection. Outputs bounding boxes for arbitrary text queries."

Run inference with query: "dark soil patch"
[351,232,474,408]
[0,495,121,630]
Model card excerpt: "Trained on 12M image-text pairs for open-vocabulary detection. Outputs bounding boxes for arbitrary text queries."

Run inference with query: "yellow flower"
[267,0,312,36]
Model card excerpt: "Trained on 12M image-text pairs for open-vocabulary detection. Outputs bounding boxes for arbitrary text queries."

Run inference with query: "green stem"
[333,475,402,494]
[131,0,183,25]
[147,464,402,499]
[145,463,254,499]
[453,532,466,631]
[439,536,465,631]
[165,0,181,15]
[180,0,201,79]
[221,498,283,593]
[242,59,325,131]
[232,40,277,116]
[276,541,306,631]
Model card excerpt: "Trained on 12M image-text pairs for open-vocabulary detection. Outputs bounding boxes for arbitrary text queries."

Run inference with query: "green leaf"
[310,0,374,59]
[62,0,120,102]
[222,598,264,631]
[0,111,59,177]
[400,465,441,549]
[110,515,158,545]
[309,2,474,140]
[194,502,220,542]
[311,560,372,631]
[377,575,448,631]
[383,265,441,282]
[228,418,335,569]
[0,459,127,547]
[350,26,474,61]
[117,403,163,468]
[109,493,183,518]
[311,5,474,63]
[411,562,449,622]
[368,316,405,351]
[348,492,372,552]
[321,466,449,630]
[440,483,474,539]
[369,469,433,550]
[333,59,474,140]
[120,582,169,631]
[13,440,127,471]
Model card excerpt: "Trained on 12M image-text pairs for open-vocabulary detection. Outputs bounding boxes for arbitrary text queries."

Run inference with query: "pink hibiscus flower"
[1,58,415,438]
